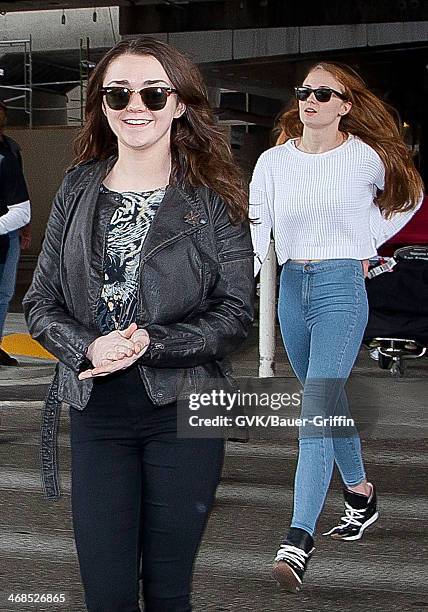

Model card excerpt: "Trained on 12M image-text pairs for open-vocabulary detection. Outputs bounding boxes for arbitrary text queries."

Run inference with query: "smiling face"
[298,67,352,130]
[101,53,185,155]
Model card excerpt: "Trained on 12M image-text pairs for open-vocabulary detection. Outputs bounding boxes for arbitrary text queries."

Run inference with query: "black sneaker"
[272,528,315,593]
[0,348,18,366]
[323,483,379,541]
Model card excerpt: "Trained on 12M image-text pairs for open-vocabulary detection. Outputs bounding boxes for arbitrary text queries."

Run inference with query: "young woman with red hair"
[250,61,423,592]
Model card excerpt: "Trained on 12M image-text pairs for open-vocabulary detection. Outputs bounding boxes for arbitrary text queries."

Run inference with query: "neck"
[298,127,344,154]
[105,143,172,192]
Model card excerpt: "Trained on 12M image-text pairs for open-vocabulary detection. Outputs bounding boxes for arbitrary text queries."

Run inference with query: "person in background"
[23,37,254,612]
[0,100,31,366]
[250,62,423,593]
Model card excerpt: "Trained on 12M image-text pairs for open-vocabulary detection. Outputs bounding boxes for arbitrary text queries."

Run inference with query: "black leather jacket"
[23,157,255,499]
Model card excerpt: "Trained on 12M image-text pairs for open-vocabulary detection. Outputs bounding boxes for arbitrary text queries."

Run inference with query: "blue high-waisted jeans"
[278,259,369,537]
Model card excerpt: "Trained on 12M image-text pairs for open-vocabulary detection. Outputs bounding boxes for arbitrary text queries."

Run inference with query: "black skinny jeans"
[70,365,224,612]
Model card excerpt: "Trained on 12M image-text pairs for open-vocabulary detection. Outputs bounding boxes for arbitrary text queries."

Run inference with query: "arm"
[0,151,30,228]
[138,194,255,369]
[369,195,424,249]
[369,155,424,248]
[22,181,99,372]
[0,141,31,234]
[19,223,32,250]
[249,155,273,276]
[0,200,31,234]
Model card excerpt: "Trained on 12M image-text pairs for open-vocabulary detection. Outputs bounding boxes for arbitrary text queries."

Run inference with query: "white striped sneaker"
[272,528,315,592]
[323,483,379,541]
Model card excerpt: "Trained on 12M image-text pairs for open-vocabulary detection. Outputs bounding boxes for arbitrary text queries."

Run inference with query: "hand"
[86,322,139,367]
[78,345,149,379]
[362,259,369,278]
[129,327,151,354]
[78,324,150,380]
[19,223,32,250]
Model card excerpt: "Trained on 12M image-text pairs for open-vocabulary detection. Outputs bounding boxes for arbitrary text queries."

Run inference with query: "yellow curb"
[2,333,57,360]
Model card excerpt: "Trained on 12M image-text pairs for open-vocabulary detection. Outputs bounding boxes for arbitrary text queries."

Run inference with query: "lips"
[304,107,317,114]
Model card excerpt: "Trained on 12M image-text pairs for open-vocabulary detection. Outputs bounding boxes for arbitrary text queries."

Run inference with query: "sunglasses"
[294,86,347,103]
[100,85,178,111]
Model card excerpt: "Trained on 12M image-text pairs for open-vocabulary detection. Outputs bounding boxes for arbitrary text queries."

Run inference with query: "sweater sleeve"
[369,196,424,249]
[249,154,274,276]
[369,158,424,248]
[0,200,31,234]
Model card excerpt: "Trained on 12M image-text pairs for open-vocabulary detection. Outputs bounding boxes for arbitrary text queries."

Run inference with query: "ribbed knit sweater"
[249,134,423,275]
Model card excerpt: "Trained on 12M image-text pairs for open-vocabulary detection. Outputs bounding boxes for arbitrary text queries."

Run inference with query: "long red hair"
[73,37,248,223]
[275,62,423,218]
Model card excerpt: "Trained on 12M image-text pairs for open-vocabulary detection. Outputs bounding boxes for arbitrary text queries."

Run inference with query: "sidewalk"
[1,313,427,612]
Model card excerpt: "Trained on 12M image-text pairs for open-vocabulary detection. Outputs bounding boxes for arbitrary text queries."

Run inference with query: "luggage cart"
[364,246,428,378]
[366,337,426,377]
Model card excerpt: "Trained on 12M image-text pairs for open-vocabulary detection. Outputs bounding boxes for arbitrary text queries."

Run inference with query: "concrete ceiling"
[0,3,426,129]
[0,0,218,11]
[202,42,428,100]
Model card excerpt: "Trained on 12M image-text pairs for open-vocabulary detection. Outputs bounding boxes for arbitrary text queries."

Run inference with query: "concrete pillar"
[258,239,277,377]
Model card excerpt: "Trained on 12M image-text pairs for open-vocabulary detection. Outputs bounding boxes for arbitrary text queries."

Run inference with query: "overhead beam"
[0,0,220,11]
[122,22,428,66]
[119,0,428,35]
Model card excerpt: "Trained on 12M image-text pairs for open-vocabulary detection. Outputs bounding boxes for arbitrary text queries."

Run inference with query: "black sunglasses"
[100,86,178,111]
[295,86,347,103]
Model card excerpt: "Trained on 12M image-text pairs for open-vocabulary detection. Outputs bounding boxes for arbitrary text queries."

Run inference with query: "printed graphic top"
[95,184,165,332]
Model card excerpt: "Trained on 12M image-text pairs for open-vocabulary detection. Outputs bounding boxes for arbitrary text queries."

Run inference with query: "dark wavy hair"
[73,37,248,223]
[274,62,424,218]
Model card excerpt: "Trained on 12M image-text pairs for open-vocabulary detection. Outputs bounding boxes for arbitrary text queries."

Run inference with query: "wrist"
[86,339,96,363]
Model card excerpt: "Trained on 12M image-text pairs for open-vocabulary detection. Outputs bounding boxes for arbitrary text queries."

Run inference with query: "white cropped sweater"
[249,134,423,275]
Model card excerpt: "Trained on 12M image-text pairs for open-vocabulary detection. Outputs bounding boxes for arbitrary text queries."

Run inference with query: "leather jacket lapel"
[62,162,208,326]
[140,184,208,263]
[65,162,207,268]
[61,158,113,321]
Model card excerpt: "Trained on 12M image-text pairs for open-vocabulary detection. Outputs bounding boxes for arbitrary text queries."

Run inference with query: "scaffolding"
[0,36,91,127]
[79,37,91,126]
[0,37,33,127]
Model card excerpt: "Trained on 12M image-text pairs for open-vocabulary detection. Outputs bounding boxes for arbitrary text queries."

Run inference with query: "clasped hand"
[78,323,150,380]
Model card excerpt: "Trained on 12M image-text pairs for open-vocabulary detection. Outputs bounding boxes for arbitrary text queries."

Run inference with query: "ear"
[102,100,107,118]
[173,100,186,119]
[339,101,352,117]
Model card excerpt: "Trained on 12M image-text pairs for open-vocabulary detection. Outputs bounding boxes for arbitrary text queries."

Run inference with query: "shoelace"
[339,501,366,527]
[274,544,308,569]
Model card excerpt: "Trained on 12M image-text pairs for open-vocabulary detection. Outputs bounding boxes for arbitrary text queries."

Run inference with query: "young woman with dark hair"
[250,61,423,592]
[24,37,254,612]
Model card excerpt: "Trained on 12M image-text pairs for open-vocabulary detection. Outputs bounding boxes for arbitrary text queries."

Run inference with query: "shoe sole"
[272,562,302,593]
[330,511,379,541]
